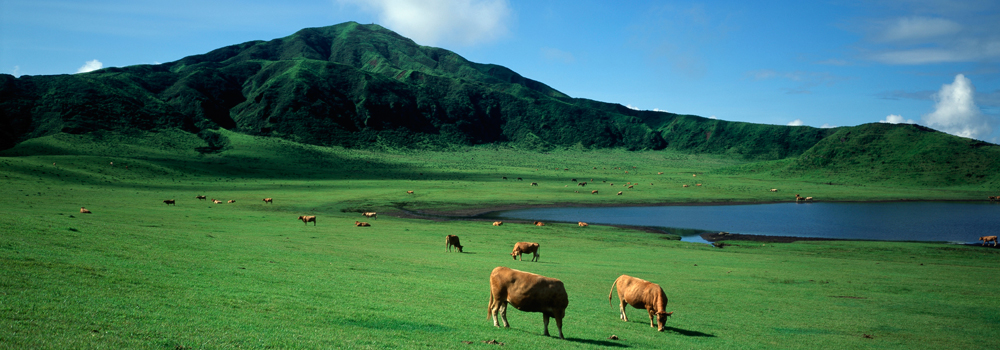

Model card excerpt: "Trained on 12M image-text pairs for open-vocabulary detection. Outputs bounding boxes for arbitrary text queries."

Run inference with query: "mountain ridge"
[1,21,998,183]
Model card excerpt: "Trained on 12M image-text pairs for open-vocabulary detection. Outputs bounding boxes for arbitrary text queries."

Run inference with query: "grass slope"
[2,131,999,349]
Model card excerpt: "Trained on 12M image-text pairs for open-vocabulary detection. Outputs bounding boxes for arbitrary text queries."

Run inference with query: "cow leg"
[555,317,564,339]
[648,309,656,328]
[499,303,509,328]
[543,314,551,337]
[619,301,629,321]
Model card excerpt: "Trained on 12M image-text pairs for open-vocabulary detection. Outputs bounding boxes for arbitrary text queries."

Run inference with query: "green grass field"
[2,130,999,349]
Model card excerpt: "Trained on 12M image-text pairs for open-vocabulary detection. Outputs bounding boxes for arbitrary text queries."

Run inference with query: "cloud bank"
[921,74,993,140]
[338,0,512,46]
[787,119,804,126]
[75,59,103,73]
[880,114,916,124]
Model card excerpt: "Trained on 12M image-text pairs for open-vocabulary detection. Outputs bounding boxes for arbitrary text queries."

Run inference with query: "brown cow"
[406,190,414,194]
[617,191,623,196]
[608,274,673,331]
[770,189,778,192]
[533,221,545,226]
[446,235,463,252]
[362,212,377,220]
[578,222,588,227]
[493,221,503,226]
[980,236,998,246]
[530,182,538,186]
[196,195,207,201]
[163,199,175,205]
[511,242,540,262]
[355,221,371,227]
[263,198,273,204]
[227,199,236,203]
[487,266,568,339]
[592,190,599,194]
[298,215,316,225]
[80,207,91,214]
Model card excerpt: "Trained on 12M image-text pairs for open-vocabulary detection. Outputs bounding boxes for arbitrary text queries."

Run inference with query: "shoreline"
[388,200,1000,247]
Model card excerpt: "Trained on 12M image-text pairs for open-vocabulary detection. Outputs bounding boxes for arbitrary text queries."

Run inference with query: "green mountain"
[1,21,999,182]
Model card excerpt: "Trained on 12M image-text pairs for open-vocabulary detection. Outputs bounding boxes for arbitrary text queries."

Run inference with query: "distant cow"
[592,190,599,194]
[227,200,236,203]
[502,176,508,180]
[617,191,623,196]
[517,177,523,181]
[770,189,778,192]
[578,182,587,187]
[446,235,463,252]
[263,198,273,204]
[406,191,414,194]
[493,221,503,226]
[488,266,568,338]
[298,215,316,226]
[530,182,538,186]
[213,199,223,204]
[578,222,588,227]
[80,207,91,214]
[196,195,207,201]
[534,221,545,227]
[608,274,673,331]
[980,236,998,246]
[511,242,540,262]
[355,221,371,227]
[163,199,175,205]
[362,212,377,219]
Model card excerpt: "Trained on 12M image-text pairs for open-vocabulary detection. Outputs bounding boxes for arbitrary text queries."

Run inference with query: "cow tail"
[608,278,618,306]
[487,288,495,320]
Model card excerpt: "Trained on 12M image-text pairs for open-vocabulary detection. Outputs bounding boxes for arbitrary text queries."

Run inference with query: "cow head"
[456,245,463,253]
[656,311,674,331]
[510,250,518,260]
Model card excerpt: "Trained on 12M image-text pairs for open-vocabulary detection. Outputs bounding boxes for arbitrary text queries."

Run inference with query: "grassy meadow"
[2,130,999,349]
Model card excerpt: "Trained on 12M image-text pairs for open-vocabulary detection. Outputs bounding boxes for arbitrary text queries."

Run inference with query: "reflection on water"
[495,202,999,244]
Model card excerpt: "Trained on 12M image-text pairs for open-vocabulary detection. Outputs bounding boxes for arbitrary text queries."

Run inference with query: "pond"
[493,202,1000,244]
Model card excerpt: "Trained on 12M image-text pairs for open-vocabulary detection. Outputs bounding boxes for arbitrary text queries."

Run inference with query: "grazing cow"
[263,198,273,204]
[571,179,577,182]
[534,221,545,227]
[628,185,634,189]
[578,222,588,227]
[770,189,778,192]
[531,182,538,186]
[980,236,998,246]
[578,182,587,187]
[80,207,91,214]
[493,221,503,226]
[298,215,316,226]
[617,191,623,195]
[502,176,508,180]
[657,172,664,175]
[796,194,814,201]
[592,190,599,194]
[487,266,568,338]
[608,275,673,331]
[682,185,689,188]
[163,199,176,205]
[696,184,702,187]
[511,242,540,262]
[227,200,236,203]
[446,235,463,252]
[212,199,223,204]
[355,221,371,227]
[362,212,377,220]
[517,177,523,181]
[989,195,999,202]
[693,174,697,177]
[406,191,414,194]
[196,195,207,201]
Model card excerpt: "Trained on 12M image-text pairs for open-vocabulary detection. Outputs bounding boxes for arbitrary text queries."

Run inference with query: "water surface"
[495,202,999,244]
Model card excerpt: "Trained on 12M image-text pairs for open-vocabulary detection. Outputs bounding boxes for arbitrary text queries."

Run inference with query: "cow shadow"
[565,337,629,347]
[663,326,715,337]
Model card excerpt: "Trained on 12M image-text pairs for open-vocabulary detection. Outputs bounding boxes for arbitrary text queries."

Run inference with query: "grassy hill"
[1,131,998,349]
[4,21,998,185]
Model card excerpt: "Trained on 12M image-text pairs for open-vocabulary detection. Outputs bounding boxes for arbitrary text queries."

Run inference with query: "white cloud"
[878,17,961,42]
[880,114,916,124]
[820,123,836,128]
[75,59,103,73]
[709,115,717,119]
[787,119,804,126]
[11,66,21,77]
[625,104,640,110]
[541,47,575,64]
[921,74,994,140]
[338,0,512,46]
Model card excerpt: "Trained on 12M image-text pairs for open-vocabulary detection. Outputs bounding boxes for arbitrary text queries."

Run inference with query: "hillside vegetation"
[3,21,999,187]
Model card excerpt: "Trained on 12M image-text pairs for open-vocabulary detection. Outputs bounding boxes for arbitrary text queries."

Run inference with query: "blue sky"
[3,0,999,142]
